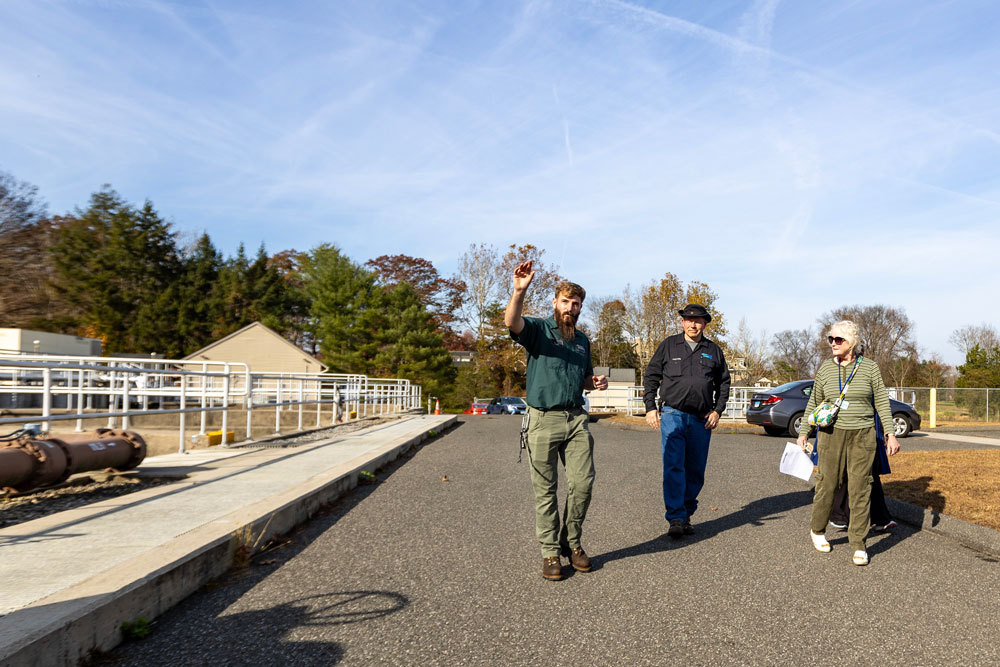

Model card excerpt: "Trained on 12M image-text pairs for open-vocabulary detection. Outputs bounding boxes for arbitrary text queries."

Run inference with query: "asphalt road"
[110,417,1000,666]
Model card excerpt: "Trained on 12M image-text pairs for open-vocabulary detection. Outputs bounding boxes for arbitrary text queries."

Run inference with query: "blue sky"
[2,0,999,366]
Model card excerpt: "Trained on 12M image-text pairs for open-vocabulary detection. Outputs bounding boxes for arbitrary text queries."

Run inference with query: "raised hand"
[512,260,535,292]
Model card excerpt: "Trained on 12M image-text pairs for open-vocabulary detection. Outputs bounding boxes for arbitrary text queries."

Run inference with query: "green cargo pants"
[810,426,877,550]
[526,406,595,558]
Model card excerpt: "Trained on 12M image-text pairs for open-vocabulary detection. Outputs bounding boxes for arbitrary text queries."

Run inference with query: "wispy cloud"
[1,0,998,362]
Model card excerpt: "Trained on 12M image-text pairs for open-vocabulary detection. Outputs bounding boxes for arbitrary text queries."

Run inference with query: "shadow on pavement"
[593,490,812,568]
[106,426,443,666]
[883,475,946,515]
[108,590,409,666]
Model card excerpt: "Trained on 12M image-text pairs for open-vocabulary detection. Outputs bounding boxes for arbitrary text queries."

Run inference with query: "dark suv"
[745,380,921,438]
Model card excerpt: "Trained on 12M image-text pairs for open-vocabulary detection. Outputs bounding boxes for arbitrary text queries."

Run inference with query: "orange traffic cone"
[434,399,441,415]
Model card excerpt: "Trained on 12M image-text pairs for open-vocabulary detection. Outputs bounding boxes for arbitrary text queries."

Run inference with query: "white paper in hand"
[779,442,814,481]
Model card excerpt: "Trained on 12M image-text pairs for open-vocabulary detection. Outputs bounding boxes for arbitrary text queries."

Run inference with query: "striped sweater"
[804,357,893,431]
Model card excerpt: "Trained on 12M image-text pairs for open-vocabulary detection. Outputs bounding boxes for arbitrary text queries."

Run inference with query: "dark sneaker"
[569,547,592,572]
[828,520,848,530]
[542,556,563,581]
[682,520,695,535]
[667,519,684,539]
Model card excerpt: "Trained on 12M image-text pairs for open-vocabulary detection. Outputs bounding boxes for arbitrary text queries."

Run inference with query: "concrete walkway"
[915,430,1000,447]
[0,414,454,666]
[107,417,1000,667]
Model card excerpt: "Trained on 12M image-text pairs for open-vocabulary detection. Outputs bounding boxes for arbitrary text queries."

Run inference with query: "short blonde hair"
[828,320,860,351]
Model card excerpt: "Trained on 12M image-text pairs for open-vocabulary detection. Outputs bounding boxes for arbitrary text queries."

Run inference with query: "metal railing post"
[315,379,322,427]
[199,365,208,435]
[42,367,52,432]
[179,375,187,454]
[297,378,304,431]
[108,367,118,429]
[122,369,131,430]
[274,378,282,433]
[220,364,231,445]
[246,378,254,442]
[75,369,85,432]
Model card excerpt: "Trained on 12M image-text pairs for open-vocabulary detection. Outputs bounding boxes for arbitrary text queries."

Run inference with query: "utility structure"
[0,429,147,493]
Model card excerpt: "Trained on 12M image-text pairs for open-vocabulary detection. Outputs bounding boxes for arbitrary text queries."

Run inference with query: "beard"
[555,308,578,341]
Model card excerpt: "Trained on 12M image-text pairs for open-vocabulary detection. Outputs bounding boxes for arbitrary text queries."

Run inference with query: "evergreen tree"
[175,233,224,354]
[301,243,381,372]
[50,187,181,354]
[956,345,1000,420]
[373,283,457,398]
[215,243,252,335]
[213,243,300,341]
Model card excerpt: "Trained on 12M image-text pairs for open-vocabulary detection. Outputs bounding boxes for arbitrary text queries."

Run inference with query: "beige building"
[0,328,102,357]
[586,367,639,412]
[184,322,326,374]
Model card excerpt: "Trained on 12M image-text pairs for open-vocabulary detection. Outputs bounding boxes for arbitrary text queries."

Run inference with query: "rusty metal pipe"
[0,429,147,493]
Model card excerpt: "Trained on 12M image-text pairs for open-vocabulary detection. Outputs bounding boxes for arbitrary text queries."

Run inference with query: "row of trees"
[4,169,997,406]
[449,239,996,395]
[0,171,457,400]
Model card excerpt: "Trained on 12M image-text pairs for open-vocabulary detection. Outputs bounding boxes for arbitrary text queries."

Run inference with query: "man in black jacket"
[643,304,730,538]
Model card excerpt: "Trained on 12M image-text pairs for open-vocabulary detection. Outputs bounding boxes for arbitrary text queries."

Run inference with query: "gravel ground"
[106,415,1000,667]
[0,415,406,530]
[0,475,177,528]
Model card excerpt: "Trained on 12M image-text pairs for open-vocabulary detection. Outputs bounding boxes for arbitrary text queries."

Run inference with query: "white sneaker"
[874,520,897,532]
[810,531,831,553]
[852,550,869,566]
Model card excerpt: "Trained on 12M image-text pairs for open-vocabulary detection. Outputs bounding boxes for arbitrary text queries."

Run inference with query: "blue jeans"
[660,406,712,521]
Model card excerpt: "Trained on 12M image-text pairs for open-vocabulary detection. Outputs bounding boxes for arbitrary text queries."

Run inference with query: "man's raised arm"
[504,260,535,335]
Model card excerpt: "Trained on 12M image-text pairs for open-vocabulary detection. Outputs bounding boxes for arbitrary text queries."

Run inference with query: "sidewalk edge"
[0,416,455,667]
[887,497,1000,558]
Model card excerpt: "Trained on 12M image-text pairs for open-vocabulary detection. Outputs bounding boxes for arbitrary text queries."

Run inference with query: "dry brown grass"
[883,449,1000,531]
[596,414,1000,532]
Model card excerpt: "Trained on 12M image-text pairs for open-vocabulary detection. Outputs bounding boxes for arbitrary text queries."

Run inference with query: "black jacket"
[643,334,731,416]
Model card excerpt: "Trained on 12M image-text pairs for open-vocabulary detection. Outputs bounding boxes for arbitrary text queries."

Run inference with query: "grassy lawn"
[601,414,1000,532]
[883,449,1000,531]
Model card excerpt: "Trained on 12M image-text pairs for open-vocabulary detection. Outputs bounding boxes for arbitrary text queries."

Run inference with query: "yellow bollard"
[929,388,936,429]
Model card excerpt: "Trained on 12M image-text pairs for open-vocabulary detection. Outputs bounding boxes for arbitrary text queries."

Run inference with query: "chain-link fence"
[893,387,1000,424]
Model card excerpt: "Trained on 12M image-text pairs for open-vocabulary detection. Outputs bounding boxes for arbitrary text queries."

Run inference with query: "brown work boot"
[569,547,592,572]
[682,520,695,535]
[541,556,563,581]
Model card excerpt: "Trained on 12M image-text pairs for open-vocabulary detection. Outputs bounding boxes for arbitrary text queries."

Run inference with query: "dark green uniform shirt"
[510,316,594,410]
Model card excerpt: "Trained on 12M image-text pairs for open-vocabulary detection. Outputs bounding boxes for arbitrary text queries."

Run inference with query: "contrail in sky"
[563,119,574,166]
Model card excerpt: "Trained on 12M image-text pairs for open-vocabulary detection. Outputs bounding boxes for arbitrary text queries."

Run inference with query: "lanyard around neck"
[838,357,862,392]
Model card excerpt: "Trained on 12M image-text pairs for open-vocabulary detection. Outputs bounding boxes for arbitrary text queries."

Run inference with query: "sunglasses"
[827,336,846,345]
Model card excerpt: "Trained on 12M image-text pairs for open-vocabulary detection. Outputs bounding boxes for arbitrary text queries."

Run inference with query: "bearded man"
[505,260,608,581]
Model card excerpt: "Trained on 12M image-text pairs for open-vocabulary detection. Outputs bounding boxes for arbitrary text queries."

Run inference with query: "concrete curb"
[887,497,1000,559]
[0,416,456,667]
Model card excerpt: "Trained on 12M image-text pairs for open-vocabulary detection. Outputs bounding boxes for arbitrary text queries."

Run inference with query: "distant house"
[184,322,326,374]
[0,328,102,357]
[450,350,474,366]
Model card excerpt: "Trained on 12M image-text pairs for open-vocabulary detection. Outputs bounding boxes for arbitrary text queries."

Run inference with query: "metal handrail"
[0,355,422,453]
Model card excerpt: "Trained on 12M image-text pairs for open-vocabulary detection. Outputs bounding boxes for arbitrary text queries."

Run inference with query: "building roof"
[183,322,327,372]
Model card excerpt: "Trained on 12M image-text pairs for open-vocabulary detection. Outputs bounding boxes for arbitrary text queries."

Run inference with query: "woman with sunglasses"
[797,320,900,565]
